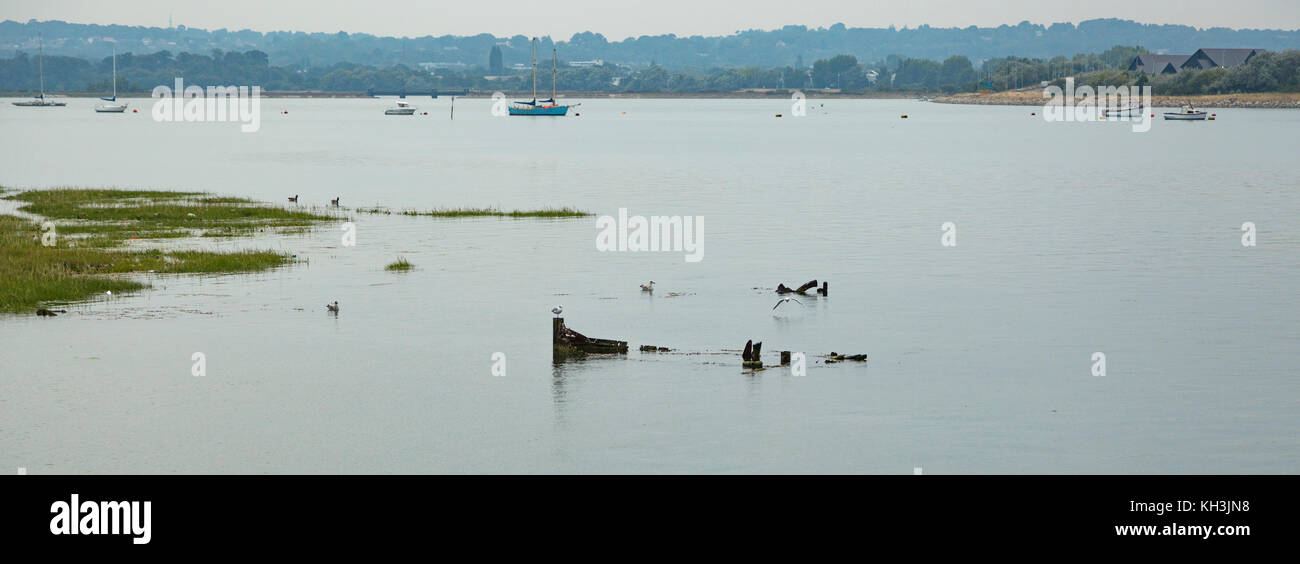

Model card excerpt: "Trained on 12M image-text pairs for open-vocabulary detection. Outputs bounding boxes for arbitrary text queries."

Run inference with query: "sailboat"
[13,35,67,107]
[509,38,574,116]
[95,48,128,113]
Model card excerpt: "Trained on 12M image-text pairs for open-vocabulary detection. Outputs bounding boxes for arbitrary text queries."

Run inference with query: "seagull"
[772,297,804,310]
[640,281,655,292]
[288,194,298,203]
[552,305,563,317]
[330,197,340,207]
[326,301,339,313]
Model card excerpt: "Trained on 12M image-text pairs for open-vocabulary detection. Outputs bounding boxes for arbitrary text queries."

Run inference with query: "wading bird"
[640,281,655,292]
[772,297,804,311]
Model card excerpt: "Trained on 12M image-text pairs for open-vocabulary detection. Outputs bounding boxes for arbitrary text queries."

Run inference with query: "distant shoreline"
[933,90,1300,109]
[0,90,923,100]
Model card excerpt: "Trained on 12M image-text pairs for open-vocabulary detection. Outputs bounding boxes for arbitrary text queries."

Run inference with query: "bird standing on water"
[326,301,339,313]
[772,297,804,310]
[552,305,563,317]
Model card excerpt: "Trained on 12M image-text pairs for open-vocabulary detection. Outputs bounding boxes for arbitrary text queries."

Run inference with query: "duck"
[640,281,655,292]
[288,195,299,203]
[326,301,339,313]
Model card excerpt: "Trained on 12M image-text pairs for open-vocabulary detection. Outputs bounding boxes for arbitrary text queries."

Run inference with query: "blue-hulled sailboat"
[510,38,575,116]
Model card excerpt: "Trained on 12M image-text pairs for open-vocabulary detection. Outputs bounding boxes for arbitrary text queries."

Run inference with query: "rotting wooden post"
[553,317,564,344]
[781,351,791,365]
[821,281,828,296]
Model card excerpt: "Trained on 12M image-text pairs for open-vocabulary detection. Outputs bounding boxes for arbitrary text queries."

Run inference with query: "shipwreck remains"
[553,317,628,362]
[742,339,764,369]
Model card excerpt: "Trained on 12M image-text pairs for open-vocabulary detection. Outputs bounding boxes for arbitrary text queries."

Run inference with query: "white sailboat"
[95,48,128,113]
[13,35,67,107]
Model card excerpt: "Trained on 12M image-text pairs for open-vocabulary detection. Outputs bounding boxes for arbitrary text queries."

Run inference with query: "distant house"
[1181,48,1266,70]
[1128,54,1190,75]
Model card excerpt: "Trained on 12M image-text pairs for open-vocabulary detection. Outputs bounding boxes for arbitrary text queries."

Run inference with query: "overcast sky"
[5,0,1299,40]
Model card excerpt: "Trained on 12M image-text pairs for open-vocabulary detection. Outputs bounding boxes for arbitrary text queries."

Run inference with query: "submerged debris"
[742,339,764,368]
[776,280,828,296]
[35,308,67,317]
[553,317,628,362]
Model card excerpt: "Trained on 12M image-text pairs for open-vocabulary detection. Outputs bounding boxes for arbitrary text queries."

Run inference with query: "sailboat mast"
[111,48,117,99]
[552,48,557,101]
[531,38,537,101]
[38,35,44,98]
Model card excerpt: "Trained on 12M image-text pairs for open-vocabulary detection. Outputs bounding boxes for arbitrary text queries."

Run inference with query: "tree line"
[6,18,1300,70]
[2,46,1298,95]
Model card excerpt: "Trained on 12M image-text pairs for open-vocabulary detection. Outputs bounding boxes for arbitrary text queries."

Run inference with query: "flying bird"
[640,281,655,292]
[552,305,563,317]
[326,301,339,313]
[773,297,804,310]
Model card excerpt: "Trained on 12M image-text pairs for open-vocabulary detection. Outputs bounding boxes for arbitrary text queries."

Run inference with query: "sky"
[4,0,1299,40]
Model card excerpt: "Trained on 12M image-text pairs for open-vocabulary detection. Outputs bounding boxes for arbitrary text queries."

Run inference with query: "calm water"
[1,97,1297,474]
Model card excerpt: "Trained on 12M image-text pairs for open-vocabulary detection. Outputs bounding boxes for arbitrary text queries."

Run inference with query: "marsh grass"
[385,257,413,271]
[0,189,324,313]
[4,189,334,244]
[358,206,590,218]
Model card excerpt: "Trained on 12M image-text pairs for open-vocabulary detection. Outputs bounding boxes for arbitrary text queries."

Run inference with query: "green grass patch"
[400,207,591,218]
[3,188,334,243]
[0,188,325,314]
[385,257,413,271]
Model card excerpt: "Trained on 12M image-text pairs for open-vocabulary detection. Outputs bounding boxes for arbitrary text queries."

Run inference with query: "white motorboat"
[384,100,417,115]
[1163,105,1207,120]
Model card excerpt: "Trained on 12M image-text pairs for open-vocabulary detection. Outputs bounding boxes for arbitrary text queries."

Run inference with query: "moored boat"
[1163,105,1207,120]
[509,38,576,116]
[95,48,128,113]
[384,99,417,115]
[13,35,66,107]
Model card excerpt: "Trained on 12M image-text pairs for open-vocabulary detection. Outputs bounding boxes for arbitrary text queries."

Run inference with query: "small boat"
[509,38,576,116]
[13,35,66,107]
[1163,105,1207,120]
[384,100,417,115]
[95,48,128,113]
[1101,104,1144,118]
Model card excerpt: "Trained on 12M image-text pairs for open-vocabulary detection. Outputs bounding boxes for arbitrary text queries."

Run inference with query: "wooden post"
[553,317,563,344]
[781,351,791,365]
